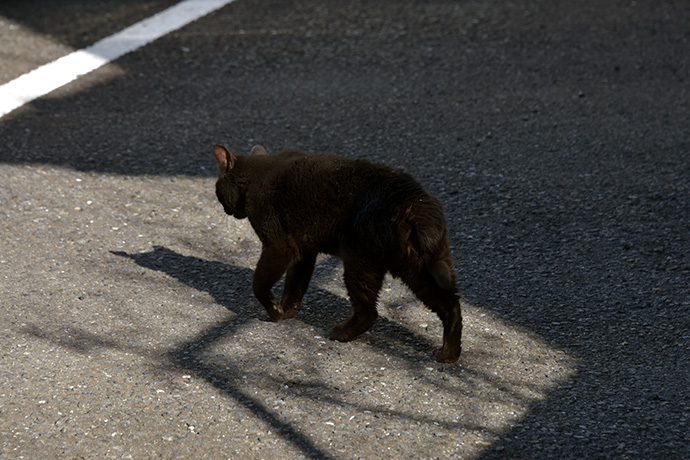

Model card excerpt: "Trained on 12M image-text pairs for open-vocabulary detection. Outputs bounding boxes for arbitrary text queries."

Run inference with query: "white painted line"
[0,0,237,119]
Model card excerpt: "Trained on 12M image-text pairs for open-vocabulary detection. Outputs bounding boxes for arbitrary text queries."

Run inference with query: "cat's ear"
[250,145,268,156]
[213,144,236,175]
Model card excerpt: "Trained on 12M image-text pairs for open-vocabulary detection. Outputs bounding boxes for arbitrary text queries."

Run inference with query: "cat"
[213,144,462,363]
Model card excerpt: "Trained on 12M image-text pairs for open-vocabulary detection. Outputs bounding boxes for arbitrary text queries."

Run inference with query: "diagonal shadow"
[112,246,335,458]
[169,321,335,459]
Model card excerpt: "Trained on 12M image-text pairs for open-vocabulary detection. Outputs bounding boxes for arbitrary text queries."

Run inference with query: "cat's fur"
[213,144,462,363]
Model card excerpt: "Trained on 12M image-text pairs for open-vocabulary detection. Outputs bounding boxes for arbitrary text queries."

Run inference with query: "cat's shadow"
[112,246,442,363]
[111,246,348,325]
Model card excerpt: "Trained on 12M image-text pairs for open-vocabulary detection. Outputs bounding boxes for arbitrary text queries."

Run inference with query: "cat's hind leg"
[330,260,384,342]
[281,253,317,319]
[401,271,462,363]
[253,245,292,321]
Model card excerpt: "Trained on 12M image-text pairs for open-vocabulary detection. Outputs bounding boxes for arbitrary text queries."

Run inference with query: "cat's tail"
[407,195,455,290]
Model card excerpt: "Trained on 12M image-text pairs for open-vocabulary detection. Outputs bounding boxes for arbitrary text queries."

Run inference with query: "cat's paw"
[435,346,461,363]
[329,325,354,342]
[282,306,298,319]
[266,302,285,321]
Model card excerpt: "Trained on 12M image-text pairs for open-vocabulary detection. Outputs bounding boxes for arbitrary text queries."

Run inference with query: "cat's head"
[213,144,243,218]
[212,144,268,219]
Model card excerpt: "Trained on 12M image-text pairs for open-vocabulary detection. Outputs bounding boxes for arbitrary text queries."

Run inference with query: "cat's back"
[267,151,357,184]
[279,151,405,196]
[278,150,393,178]
[271,151,422,217]
[252,149,433,251]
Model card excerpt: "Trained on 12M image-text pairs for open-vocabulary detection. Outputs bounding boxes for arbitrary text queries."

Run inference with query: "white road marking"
[0,0,237,119]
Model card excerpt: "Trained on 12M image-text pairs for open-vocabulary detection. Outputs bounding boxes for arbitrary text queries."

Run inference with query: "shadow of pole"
[168,320,335,460]
[112,246,335,459]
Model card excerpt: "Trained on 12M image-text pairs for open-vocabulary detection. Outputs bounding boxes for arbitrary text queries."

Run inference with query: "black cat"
[213,144,462,363]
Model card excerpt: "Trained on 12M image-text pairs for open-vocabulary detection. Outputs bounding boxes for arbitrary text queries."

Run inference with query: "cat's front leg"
[281,253,317,319]
[253,245,291,321]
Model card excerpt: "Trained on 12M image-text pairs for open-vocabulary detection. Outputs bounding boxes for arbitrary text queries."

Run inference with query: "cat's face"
[213,144,246,219]
[215,178,239,216]
[212,144,269,219]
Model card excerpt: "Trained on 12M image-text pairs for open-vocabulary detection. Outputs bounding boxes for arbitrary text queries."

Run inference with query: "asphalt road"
[1,0,689,459]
